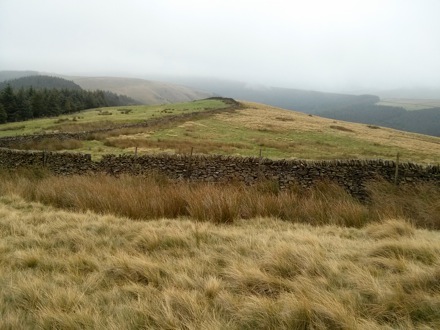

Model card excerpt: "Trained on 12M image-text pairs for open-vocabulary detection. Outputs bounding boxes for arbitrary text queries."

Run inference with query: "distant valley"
[1,71,439,136]
[0,71,213,105]
[153,76,440,137]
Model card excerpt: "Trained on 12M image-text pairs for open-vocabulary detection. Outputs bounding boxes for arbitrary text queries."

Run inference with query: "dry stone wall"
[1,148,439,200]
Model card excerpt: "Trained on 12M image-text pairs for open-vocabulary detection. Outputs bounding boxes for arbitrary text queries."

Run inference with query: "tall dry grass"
[0,170,373,226]
[0,169,438,229]
[0,194,440,329]
[368,180,440,229]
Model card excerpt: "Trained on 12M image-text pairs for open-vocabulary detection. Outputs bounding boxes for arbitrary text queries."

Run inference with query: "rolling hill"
[0,98,438,164]
[69,76,213,105]
[153,76,380,114]
[151,76,440,136]
[3,71,438,136]
[1,98,440,329]
[0,71,214,105]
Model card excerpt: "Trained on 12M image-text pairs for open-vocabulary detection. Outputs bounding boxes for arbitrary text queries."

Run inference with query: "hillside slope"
[71,76,213,104]
[155,76,379,114]
[0,99,438,164]
[319,104,440,137]
[153,76,440,136]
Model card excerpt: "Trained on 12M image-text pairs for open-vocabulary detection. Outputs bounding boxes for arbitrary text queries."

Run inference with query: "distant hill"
[318,104,440,137]
[152,76,379,114]
[0,71,214,105]
[348,87,440,99]
[70,76,213,104]
[0,75,82,91]
[2,72,438,136]
[153,76,440,137]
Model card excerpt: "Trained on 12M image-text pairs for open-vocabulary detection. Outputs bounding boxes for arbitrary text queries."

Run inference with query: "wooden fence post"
[258,148,262,180]
[394,152,400,185]
[43,150,47,167]
[187,147,194,179]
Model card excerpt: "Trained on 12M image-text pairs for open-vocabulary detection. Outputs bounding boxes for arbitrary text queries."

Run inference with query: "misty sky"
[1,0,440,92]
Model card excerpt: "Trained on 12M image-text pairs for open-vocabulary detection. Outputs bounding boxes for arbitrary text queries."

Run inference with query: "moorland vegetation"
[0,96,439,329]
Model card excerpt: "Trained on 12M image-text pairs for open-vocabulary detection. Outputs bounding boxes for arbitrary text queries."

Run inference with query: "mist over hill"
[148,76,379,114]
[0,70,39,82]
[152,76,440,137]
[69,76,213,105]
[0,71,214,105]
[1,71,439,136]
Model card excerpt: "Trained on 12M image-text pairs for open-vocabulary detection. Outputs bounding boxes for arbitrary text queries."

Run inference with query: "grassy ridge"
[1,192,440,329]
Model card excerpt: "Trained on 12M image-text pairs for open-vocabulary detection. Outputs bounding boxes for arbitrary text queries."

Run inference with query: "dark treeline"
[0,83,140,124]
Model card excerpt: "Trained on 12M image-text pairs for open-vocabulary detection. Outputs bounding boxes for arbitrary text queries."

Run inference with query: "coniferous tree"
[0,103,7,123]
[1,84,17,121]
[46,90,61,116]
[0,83,138,123]
[15,88,33,120]
[31,92,45,118]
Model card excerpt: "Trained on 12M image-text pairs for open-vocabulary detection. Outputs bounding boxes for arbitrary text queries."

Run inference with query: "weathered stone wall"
[0,148,93,175]
[1,148,439,199]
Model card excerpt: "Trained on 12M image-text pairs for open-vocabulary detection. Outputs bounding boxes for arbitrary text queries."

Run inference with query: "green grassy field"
[377,99,440,111]
[2,100,438,164]
[0,99,228,137]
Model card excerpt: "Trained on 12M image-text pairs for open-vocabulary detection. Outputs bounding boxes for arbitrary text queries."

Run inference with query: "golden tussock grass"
[219,102,440,163]
[0,193,440,329]
[103,136,248,155]
[0,169,439,229]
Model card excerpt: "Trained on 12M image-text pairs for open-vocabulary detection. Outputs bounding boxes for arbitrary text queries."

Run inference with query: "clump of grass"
[368,241,437,265]
[275,116,295,122]
[365,219,415,239]
[367,180,440,229]
[185,185,242,224]
[330,125,355,133]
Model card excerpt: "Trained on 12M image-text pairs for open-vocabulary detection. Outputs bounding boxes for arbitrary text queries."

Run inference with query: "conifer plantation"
[0,76,139,123]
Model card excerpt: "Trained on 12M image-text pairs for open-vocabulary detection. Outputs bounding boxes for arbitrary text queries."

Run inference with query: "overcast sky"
[1,0,440,92]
